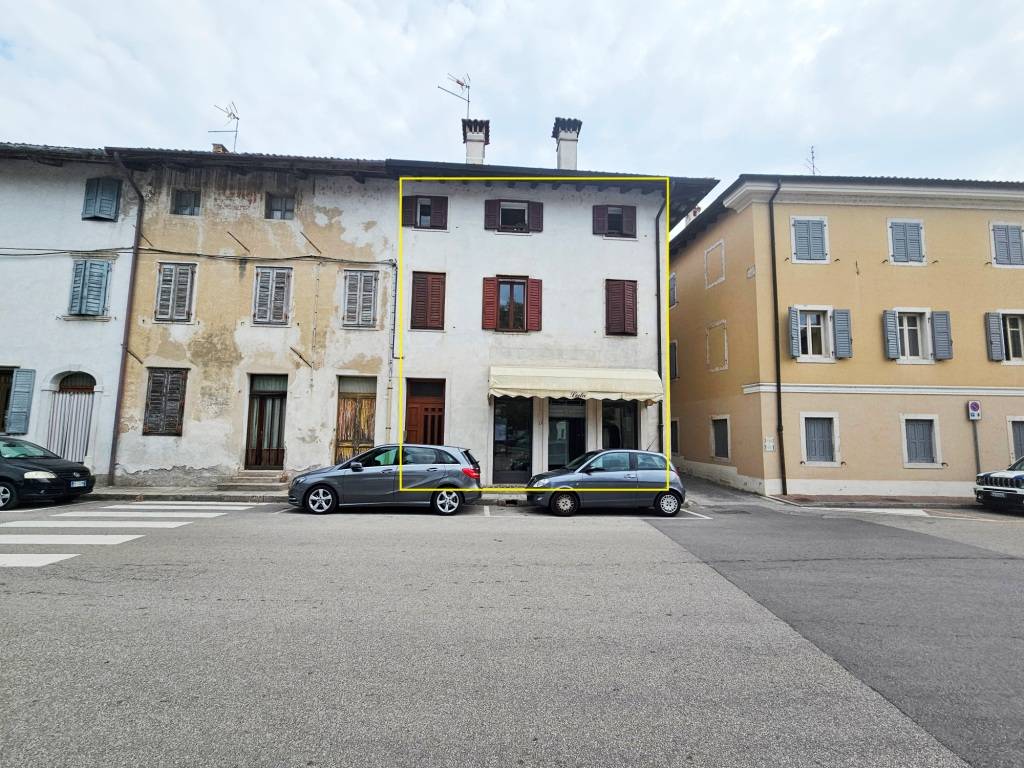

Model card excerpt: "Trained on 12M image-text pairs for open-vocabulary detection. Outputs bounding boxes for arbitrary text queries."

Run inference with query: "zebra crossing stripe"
[0,534,143,545]
[1,520,191,529]
[0,554,80,567]
[125,501,253,507]
[99,504,249,511]
[54,511,225,519]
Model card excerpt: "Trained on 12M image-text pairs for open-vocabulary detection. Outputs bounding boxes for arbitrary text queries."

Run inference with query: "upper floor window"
[669,273,678,306]
[155,263,196,322]
[889,220,924,264]
[799,309,828,357]
[788,306,852,361]
[172,189,201,216]
[593,205,637,238]
[402,195,448,230]
[266,194,295,220]
[670,340,679,379]
[791,217,828,263]
[605,279,637,336]
[343,270,378,328]
[992,223,1024,266]
[897,311,926,359]
[411,272,446,330]
[484,199,543,233]
[988,312,1024,362]
[1004,314,1024,361]
[883,309,953,362]
[482,276,542,332]
[68,259,112,317]
[82,177,122,221]
[253,266,292,325]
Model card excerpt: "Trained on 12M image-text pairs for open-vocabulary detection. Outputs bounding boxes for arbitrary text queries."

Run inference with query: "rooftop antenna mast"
[804,145,819,175]
[437,74,471,118]
[209,102,240,151]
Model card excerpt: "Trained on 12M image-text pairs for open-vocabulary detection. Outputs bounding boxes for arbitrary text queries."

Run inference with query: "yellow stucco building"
[669,175,1024,497]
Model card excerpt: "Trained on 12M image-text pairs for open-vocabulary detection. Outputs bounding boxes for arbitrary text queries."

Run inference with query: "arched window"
[59,372,96,392]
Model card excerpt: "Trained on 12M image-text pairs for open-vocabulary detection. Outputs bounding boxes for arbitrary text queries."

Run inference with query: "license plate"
[69,480,87,488]
[990,491,1007,499]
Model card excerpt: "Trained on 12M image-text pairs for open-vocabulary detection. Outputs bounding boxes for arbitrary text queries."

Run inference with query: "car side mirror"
[350,461,363,472]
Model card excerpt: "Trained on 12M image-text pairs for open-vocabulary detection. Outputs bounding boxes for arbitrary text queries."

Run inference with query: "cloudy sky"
[3,0,1023,202]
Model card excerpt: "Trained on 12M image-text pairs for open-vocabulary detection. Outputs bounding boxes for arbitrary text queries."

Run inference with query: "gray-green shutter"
[993,224,1024,266]
[931,311,953,360]
[905,419,935,463]
[985,312,1005,361]
[793,220,810,261]
[253,268,273,323]
[882,310,900,359]
[96,178,121,220]
[804,417,834,462]
[891,222,909,262]
[833,309,852,359]
[4,368,36,434]
[1010,225,1024,265]
[68,260,87,314]
[788,307,801,357]
[906,222,923,262]
[1013,421,1024,461]
[69,260,110,315]
[82,178,100,218]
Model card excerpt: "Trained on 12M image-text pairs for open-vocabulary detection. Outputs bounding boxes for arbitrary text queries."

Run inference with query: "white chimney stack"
[552,117,582,170]
[462,118,490,164]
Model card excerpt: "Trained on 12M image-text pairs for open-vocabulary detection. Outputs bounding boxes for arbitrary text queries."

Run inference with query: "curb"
[87,491,289,504]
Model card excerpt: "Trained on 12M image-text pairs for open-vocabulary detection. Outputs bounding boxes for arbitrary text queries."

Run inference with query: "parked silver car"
[526,449,686,516]
[288,444,482,515]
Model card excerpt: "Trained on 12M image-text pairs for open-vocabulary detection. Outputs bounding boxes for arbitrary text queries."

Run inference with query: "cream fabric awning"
[488,366,664,403]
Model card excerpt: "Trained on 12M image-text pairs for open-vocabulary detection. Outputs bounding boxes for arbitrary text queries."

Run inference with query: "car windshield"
[0,439,59,459]
[563,451,601,472]
[1010,457,1024,472]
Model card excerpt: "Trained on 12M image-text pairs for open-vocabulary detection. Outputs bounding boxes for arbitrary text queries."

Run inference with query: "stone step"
[216,481,289,491]
[231,471,287,479]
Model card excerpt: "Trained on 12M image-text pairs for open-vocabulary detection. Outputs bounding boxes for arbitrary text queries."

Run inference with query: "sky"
[3,0,1024,205]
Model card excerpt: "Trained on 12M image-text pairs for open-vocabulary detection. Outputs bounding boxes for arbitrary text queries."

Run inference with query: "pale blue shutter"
[4,369,36,434]
[789,307,801,357]
[931,311,953,360]
[1010,226,1024,266]
[891,222,908,262]
[808,220,826,260]
[96,178,121,220]
[805,417,834,462]
[82,261,111,315]
[985,313,1005,361]
[1013,421,1024,461]
[906,222,923,263]
[882,311,900,359]
[993,224,1024,266]
[905,420,935,463]
[833,309,852,359]
[82,178,100,218]
[68,260,88,314]
[793,220,810,261]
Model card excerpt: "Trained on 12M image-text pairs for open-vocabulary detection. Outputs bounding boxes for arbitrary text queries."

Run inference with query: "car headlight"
[24,471,57,480]
[531,478,548,488]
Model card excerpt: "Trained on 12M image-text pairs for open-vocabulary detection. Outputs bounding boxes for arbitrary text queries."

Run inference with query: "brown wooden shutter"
[427,273,445,329]
[622,206,637,237]
[143,369,167,435]
[593,205,608,235]
[411,272,429,328]
[606,280,625,334]
[526,278,542,331]
[401,196,416,227]
[623,280,637,335]
[155,265,175,320]
[528,202,544,232]
[482,277,498,329]
[270,268,290,323]
[171,265,194,322]
[431,196,448,229]
[484,199,500,230]
[143,368,187,436]
[163,369,187,435]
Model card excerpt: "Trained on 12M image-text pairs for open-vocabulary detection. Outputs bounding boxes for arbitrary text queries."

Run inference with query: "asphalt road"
[1,491,1020,767]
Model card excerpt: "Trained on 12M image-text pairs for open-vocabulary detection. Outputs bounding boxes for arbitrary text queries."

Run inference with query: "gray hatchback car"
[526,449,686,516]
[288,444,482,515]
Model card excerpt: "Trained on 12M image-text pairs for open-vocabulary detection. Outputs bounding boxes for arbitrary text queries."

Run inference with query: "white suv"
[975,457,1024,509]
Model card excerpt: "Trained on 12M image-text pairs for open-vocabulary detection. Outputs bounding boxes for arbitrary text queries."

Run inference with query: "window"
[1011,420,1024,462]
[669,273,678,307]
[593,205,637,238]
[992,224,1024,266]
[601,401,638,450]
[343,270,378,327]
[82,177,122,221]
[588,451,631,472]
[143,368,188,436]
[670,420,680,455]
[902,416,939,467]
[154,263,196,322]
[706,322,728,371]
[359,445,398,467]
[704,240,725,287]
[605,279,637,335]
[266,194,295,220]
[897,312,925,359]
[68,260,111,316]
[402,195,448,229]
[636,453,667,471]
[791,217,828,262]
[411,272,446,330]
[253,267,292,325]
[670,340,679,379]
[401,446,439,465]
[1003,314,1024,361]
[889,220,924,264]
[484,199,543,233]
[802,414,838,465]
[482,277,542,332]
[172,189,201,216]
[884,309,952,362]
[0,368,35,435]
[711,417,730,460]
[800,310,827,356]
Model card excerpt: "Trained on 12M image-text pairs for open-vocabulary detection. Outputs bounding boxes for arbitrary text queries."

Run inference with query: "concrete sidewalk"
[86,485,529,505]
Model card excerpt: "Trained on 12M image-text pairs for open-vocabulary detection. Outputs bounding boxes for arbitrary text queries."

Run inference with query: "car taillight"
[462,467,480,480]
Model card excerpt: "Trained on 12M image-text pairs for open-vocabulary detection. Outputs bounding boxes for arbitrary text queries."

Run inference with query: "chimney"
[461,118,490,164]
[211,143,229,154]
[551,117,582,170]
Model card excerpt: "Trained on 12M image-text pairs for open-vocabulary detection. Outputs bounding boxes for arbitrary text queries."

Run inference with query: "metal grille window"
[143,368,188,436]
[253,267,292,325]
[172,189,201,216]
[1004,315,1024,361]
[266,194,295,220]
[711,418,729,459]
[800,310,827,356]
[343,270,378,327]
[154,263,196,322]
[904,418,937,464]
[804,417,836,463]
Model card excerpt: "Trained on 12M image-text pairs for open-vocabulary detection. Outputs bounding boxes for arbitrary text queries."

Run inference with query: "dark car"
[288,443,482,515]
[0,437,96,510]
[526,449,686,516]
[975,457,1024,509]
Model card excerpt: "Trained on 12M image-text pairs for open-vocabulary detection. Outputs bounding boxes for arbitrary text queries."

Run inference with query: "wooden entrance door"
[245,393,286,469]
[405,380,445,445]
[335,394,376,463]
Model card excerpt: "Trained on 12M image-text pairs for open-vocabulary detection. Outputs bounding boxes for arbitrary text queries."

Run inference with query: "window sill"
[602,234,637,241]
[494,230,533,236]
[896,358,935,365]
[903,462,944,470]
[712,456,732,464]
[605,332,639,338]
[170,212,201,218]
[804,461,841,468]
[153,319,197,325]
[409,326,445,333]
[889,260,927,267]
[60,314,112,322]
[252,322,292,328]
[1001,360,1024,366]
[411,226,448,233]
[342,324,379,331]
[796,356,836,364]
[993,263,1024,269]
[791,258,830,265]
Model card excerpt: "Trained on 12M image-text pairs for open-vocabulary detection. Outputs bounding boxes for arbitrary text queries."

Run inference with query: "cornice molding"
[742,382,1024,397]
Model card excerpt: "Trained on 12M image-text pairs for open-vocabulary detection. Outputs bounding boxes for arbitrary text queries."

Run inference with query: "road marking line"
[834,508,930,517]
[0,534,143,545]
[120,501,253,507]
[0,553,80,567]
[0,520,191,529]
[682,509,712,519]
[54,511,225,519]
[99,504,249,511]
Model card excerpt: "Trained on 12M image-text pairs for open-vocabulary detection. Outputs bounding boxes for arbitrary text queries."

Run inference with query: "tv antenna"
[804,145,819,175]
[437,74,471,118]
[209,102,240,151]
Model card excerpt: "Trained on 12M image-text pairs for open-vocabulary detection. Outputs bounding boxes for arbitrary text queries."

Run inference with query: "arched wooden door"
[47,372,96,463]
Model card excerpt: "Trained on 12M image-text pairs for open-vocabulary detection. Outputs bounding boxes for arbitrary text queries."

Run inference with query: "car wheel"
[305,485,337,515]
[431,488,462,516]
[655,491,682,517]
[0,482,17,511]
[549,491,579,517]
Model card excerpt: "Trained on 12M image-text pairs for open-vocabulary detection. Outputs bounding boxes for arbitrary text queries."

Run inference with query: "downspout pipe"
[767,179,787,496]
[654,189,667,454]
[107,152,143,485]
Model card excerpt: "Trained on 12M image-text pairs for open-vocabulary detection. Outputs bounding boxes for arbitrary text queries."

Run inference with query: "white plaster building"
[0,145,142,481]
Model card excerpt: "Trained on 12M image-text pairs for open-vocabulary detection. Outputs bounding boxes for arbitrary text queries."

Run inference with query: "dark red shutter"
[593,205,608,235]
[605,280,625,334]
[526,278,542,331]
[623,280,637,335]
[484,199,500,230]
[431,196,448,229]
[401,196,415,227]
[411,272,428,328]
[427,273,445,329]
[482,277,498,329]
[622,206,637,237]
[528,202,544,232]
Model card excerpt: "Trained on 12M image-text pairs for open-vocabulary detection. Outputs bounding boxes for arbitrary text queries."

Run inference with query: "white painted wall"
[400,182,667,483]
[0,158,140,479]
